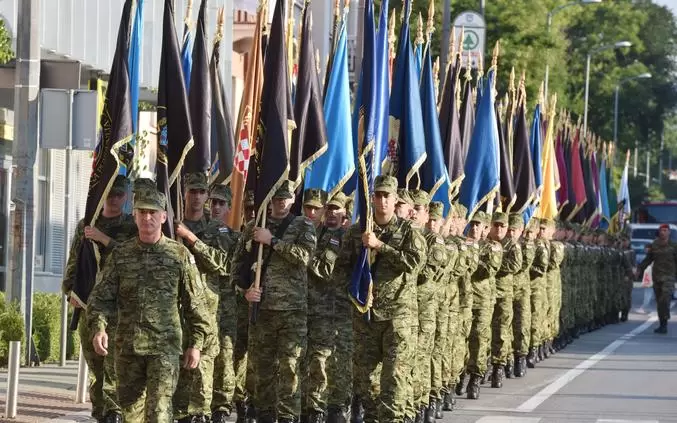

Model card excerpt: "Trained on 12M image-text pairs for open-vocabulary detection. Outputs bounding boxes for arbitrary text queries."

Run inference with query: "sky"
[654,0,677,15]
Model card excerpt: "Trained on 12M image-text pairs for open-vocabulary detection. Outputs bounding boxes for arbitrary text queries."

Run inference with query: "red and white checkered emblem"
[235,127,251,173]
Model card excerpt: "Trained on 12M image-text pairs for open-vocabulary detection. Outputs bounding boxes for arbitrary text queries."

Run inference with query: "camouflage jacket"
[443,237,461,308]
[495,237,523,298]
[471,239,503,307]
[183,215,211,238]
[530,239,550,282]
[231,214,317,311]
[460,238,480,310]
[87,236,211,357]
[622,248,635,279]
[548,241,565,271]
[335,215,426,321]
[639,240,677,282]
[308,225,345,317]
[514,239,535,291]
[62,214,137,296]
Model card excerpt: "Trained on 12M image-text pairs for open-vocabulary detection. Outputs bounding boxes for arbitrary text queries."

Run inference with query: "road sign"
[453,11,486,69]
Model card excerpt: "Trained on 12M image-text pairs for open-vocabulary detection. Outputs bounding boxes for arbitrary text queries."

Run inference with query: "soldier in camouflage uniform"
[302,188,327,227]
[334,176,426,422]
[527,219,550,368]
[429,202,458,419]
[637,224,677,333]
[88,187,212,423]
[173,173,221,423]
[232,182,317,423]
[558,223,576,348]
[396,188,414,220]
[465,212,502,400]
[62,175,137,423]
[511,214,533,378]
[490,212,522,387]
[301,191,349,422]
[543,219,563,356]
[620,235,636,321]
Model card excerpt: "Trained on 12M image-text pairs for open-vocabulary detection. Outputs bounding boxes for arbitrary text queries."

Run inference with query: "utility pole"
[658,129,664,185]
[479,0,485,16]
[633,141,638,177]
[646,150,651,189]
[440,0,451,84]
[7,0,41,365]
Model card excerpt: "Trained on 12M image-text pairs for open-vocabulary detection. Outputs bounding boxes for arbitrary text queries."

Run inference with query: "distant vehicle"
[633,200,677,225]
[629,223,677,266]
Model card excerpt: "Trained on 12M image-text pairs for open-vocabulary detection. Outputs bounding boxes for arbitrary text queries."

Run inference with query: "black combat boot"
[526,348,537,368]
[442,389,453,412]
[414,405,425,423]
[548,340,556,355]
[246,402,257,423]
[537,345,545,361]
[543,342,551,359]
[620,309,629,322]
[104,412,122,423]
[455,374,468,396]
[491,365,504,388]
[505,357,514,379]
[654,319,668,334]
[482,363,493,385]
[212,410,231,423]
[308,411,324,423]
[513,354,523,377]
[300,412,309,423]
[517,355,527,377]
[326,405,347,423]
[350,396,364,423]
[435,397,445,418]
[404,417,415,423]
[235,401,247,423]
[424,398,436,423]
[571,327,580,339]
[466,375,481,400]
[257,413,275,423]
[278,418,296,423]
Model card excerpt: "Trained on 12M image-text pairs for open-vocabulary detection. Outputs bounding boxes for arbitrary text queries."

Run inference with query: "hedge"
[0,291,24,366]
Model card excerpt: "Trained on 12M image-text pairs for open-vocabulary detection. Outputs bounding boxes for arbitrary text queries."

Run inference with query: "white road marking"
[476,417,542,423]
[516,309,669,413]
[596,420,660,423]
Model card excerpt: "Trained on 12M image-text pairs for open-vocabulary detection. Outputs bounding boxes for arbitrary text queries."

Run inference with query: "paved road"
[2,289,676,422]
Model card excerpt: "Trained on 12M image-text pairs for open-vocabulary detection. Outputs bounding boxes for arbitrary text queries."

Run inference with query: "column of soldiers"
[66,173,638,423]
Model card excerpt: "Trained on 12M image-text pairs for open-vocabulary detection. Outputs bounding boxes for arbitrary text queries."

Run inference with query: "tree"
[0,19,13,64]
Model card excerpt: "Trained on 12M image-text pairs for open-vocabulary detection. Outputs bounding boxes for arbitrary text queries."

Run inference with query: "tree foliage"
[0,19,13,65]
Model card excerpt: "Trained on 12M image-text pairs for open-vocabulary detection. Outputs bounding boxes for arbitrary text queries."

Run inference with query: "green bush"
[0,292,25,367]
[32,293,81,363]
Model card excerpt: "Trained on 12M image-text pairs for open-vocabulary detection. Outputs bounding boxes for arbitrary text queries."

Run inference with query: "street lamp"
[583,40,632,137]
[544,0,602,100]
[614,72,652,144]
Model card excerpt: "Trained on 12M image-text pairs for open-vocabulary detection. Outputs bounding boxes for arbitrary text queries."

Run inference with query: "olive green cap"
[374,175,398,195]
[410,190,430,207]
[396,188,413,205]
[133,177,156,193]
[184,172,209,191]
[456,204,468,220]
[345,195,354,217]
[273,180,295,199]
[469,211,488,225]
[244,190,255,207]
[303,188,326,208]
[327,192,348,208]
[508,213,524,229]
[110,175,129,194]
[429,202,444,220]
[525,217,538,232]
[134,188,166,211]
[539,218,555,229]
[209,184,232,203]
[492,212,509,226]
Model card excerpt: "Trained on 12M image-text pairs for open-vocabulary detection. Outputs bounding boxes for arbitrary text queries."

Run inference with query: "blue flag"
[180,21,193,94]
[388,0,426,189]
[524,105,543,223]
[128,0,143,136]
[373,0,390,179]
[415,42,423,79]
[599,158,610,229]
[459,69,500,218]
[304,24,355,196]
[419,46,451,213]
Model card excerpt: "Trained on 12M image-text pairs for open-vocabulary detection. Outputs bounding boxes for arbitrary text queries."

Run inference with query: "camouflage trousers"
[547,270,562,339]
[326,300,354,410]
[116,354,179,423]
[211,319,236,412]
[466,305,493,377]
[430,287,452,400]
[560,277,572,332]
[529,278,546,347]
[353,314,415,423]
[654,280,675,322]
[620,277,633,313]
[173,352,216,418]
[302,313,335,413]
[512,282,531,356]
[233,295,256,404]
[414,296,437,407]
[450,307,472,383]
[78,312,119,419]
[490,296,514,365]
[250,309,307,420]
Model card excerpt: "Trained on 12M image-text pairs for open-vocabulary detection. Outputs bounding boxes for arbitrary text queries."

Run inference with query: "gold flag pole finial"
[538,81,546,114]
[448,26,457,67]
[416,13,424,47]
[184,0,193,26]
[426,0,435,45]
[518,70,526,106]
[334,0,341,18]
[214,7,225,42]
[389,9,397,50]
[433,56,440,101]
[491,40,500,71]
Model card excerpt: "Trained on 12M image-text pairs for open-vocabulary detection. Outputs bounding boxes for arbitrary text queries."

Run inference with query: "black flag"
[459,76,475,162]
[157,0,194,238]
[186,0,211,174]
[511,99,536,213]
[71,0,134,328]
[496,103,516,211]
[438,55,464,198]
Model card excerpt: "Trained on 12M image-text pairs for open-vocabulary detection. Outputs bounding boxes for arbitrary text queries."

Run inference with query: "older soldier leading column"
[334,176,425,422]
[233,181,317,423]
[62,175,137,423]
[637,224,677,333]
[88,186,212,423]
[511,214,533,378]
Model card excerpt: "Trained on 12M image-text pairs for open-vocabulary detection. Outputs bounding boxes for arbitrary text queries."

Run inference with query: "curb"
[48,411,95,422]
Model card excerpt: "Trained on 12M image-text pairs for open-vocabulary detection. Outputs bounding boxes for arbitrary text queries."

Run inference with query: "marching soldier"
[527,219,549,368]
[544,219,564,356]
[511,213,533,378]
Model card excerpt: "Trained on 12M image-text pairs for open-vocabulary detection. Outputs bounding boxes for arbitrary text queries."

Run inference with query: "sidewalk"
[0,362,93,422]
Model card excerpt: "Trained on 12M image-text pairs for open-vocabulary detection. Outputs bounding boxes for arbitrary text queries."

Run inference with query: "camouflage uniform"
[232,183,317,421]
[546,238,564,343]
[528,235,550,358]
[335,176,426,422]
[62,176,137,420]
[87,186,211,423]
[513,231,535,370]
[638,238,677,329]
[621,243,636,319]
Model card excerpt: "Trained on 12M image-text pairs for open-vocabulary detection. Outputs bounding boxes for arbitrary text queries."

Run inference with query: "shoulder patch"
[329,238,340,246]
[304,231,316,242]
[219,227,231,233]
[189,254,196,265]
[436,237,445,245]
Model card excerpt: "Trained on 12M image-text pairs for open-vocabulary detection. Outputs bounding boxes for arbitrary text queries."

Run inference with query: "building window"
[35,149,49,272]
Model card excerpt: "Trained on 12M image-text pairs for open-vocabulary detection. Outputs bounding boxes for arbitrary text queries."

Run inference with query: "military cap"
[539,218,554,229]
[303,188,326,208]
[396,188,413,205]
[184,172,209,190]
[429,202,444,220]
[345,195,355,217]
[508,212,524,229]
[134,187,166,211]
[327,192,348,208]
[492,212,509,226]
[209,184,232,203]
[245,190,255,207]
[470,211,488,225]
[410,190,430,207]
[456,203,468,220]
[133,177,156,193]
[273,180,295,199]
[110,175,129,194]
[374,175,398,195]
[524,218,538,232]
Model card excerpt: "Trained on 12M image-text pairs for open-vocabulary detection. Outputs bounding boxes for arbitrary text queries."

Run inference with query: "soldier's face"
[210,199,229,221]
[468,222,482,240]
[373,192,397,216]
[271,197,294,218]
[325,205,345,228]
[490,223,507,240]
[523,229,534,241]
[412,205,429,227]
[508,227,522,240]
[186,188,208,214]
[245,206,256,222]
[395,202,412,219]
[304,205,325,224]
[659,227,670,241]
[427,217,443,233]
[134,209,167,238]
[104,191,126,215]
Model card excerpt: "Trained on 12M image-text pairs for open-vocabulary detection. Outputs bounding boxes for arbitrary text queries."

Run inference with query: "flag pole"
[250,204,267,324]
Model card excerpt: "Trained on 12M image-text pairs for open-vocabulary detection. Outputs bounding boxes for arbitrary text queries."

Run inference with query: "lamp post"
[583,40,632,137]
[544,0,601,101]
[613,72,652,145]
